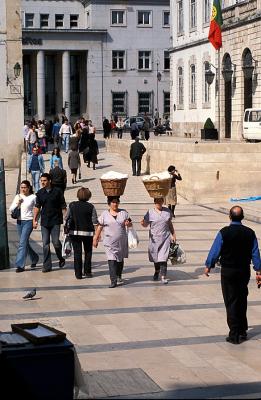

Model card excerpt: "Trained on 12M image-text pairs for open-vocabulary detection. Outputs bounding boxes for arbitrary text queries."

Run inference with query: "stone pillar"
[62,51,71,120]
[36,50,45,121]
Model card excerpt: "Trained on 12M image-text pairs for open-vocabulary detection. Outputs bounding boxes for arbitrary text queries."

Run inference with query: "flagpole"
[218,48,221,143]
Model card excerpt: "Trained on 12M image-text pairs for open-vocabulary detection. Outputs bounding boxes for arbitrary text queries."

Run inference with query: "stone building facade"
[0,0,24,166]
[169,0,216,138]
[219,0,261,139]
[22,0,170,127]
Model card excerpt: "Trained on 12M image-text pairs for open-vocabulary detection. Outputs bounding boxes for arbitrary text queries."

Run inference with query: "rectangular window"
[55,14,64,28]
[25,13,34,28]
[111,10,125,25]
[178,67,184,106]
[203,0,211,24]
[204,63,210,103]
[138,51,151,70]
[164,51,170,70]
[70,15,79,28]
[190,0,196,29]
[177,1,184,34]
[138,92,152,114]
[138,11,152,26]
[163,11,170,26]
[164,92,170,114]
[112,51,125,70]
[40,14,49,28]
[112,92,126,114]
[190,64,196,105]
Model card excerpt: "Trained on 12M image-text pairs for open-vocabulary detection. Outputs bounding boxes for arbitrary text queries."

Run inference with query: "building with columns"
[22,0,170,127]
[219,0,261,139]
[169,0,216,138]
[0,0,24,167]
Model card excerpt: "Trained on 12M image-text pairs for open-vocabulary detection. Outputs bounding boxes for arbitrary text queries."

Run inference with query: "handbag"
[62,235,72,258]
[168,242,186,265]
[128,227,139,249]
[64,203,75,234]
[11,206,21,220]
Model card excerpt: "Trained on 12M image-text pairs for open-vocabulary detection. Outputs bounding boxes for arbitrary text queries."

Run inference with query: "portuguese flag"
[208,0,223,50]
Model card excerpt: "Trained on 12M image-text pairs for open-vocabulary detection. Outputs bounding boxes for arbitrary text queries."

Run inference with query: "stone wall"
[106,138,261,203]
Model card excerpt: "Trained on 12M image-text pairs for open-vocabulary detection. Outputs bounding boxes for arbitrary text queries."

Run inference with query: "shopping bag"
[62,235,72,258]
[168,242,186,265]
[128,227,139,249]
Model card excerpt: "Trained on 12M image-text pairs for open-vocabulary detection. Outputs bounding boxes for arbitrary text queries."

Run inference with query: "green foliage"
[204,118,215,129]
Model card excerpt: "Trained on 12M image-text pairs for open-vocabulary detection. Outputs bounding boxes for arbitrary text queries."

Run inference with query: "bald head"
[229,206,244,222]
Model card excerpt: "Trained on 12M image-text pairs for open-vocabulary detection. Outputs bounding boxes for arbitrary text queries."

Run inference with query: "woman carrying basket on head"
[141,197,176,284]
[93,196,132,288]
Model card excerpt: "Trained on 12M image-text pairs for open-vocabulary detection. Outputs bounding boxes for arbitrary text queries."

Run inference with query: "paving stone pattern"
[2,138,261,398]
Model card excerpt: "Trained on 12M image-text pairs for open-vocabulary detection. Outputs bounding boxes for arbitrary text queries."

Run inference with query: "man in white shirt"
[23,121,29,152]
[59,119,72,153]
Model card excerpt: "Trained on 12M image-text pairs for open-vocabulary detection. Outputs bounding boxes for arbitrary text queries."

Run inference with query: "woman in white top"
[10,180,39,273]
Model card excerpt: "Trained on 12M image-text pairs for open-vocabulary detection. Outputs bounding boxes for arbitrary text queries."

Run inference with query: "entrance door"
[225,80,232,138]
[244,77,253,110]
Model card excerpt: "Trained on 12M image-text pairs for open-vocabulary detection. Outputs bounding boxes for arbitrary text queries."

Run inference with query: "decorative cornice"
[22,28,107,34]
[222,13,261,32]
[169,38,209,54]
[83,0,169,5]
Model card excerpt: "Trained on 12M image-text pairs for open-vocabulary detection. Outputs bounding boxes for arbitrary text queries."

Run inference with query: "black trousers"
[154,262,167,277]
[132,158,141,176]
[108,260,124,284]
[70,236,93,278]
[221,268,250,337]
[117,129,123,139]
[144,131,150,141]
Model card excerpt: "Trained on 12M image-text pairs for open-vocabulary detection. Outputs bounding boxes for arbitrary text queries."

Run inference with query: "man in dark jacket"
[130,137,146,176]
[205,206,261,344]
[49,160,67,192]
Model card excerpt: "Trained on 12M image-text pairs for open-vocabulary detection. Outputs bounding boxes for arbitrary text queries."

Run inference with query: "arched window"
[242,48,254,110]
[178,67,184,105]
[190,64,196,104]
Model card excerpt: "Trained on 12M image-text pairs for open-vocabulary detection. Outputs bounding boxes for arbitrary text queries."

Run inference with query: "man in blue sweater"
[205,206,261,344]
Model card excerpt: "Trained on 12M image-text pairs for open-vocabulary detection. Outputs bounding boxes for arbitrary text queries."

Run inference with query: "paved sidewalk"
[2,141,261,399]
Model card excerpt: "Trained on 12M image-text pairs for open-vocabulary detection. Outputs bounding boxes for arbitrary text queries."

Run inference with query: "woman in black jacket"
[83,135,99,170]
[65,187,98,279]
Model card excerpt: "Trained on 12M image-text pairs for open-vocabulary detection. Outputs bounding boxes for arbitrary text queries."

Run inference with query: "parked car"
[243,108,261,142]
[123,116,154,130]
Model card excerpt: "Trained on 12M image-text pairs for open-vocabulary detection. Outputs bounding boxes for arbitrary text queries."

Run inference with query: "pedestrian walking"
[26,124,38,155]
[164,165,182,218]
[27,146,45,193]
[88,120,96,136]
[37,120,47,153]
[141,197,176,284]
[79,125,90,153]
[83,135,99,170]
[143,113,151,141]
[130,137,146,176]
[65,188,98,279]
[110,119,116,138]
[49,160,67,193]
[68,147,81,184]
[23,121,30,153]
[130,119,139,140]
[103,117,111,139]
[93,196,132,287]
[59,119,72,153]
[50,146,63,170]
[33,173,66,273]
[116,117,124,139]
[52,118,61,147]
[205,206,261,344]
[10,180,39,273]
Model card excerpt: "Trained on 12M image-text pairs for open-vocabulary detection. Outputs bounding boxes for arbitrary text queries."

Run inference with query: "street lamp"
[156,61,162,117]
[6,62,21,85]
[204,61,220,142]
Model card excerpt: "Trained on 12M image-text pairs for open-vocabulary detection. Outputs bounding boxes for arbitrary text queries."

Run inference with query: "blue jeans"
[16,220,39,269]
[31,170,41,193]
[41,224,63,270]
[63,134,70,153]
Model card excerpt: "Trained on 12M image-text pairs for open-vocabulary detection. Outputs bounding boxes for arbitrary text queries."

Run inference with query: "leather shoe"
[226,335,239,344]
[16,268,25,273]
[42,268,52,273]
[109,283,117,288]
[59,258,66,268]
[239,332,248,341]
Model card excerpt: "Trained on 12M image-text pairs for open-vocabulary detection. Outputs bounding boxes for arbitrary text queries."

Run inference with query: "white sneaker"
[161,277,168,284]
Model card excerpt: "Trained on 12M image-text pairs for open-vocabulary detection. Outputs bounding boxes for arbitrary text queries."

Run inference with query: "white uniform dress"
[144,207,172,263]
[98,209,129,261]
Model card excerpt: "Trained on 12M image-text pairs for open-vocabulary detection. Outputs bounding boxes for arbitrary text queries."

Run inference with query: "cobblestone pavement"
[2,138,261,398]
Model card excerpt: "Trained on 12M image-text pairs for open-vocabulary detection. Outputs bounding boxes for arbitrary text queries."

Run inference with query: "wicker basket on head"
[143,176,172,198]
[100,178,128,197]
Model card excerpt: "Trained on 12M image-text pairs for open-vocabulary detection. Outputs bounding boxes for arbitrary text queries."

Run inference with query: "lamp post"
[205,60,220,142]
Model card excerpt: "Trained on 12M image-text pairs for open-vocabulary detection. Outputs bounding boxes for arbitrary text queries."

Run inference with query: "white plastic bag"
[62,235,72,258]
[169,243,186,265]
[128,227,139,249]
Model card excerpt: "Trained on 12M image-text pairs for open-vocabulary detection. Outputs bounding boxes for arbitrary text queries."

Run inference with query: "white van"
[243,108,261,141]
